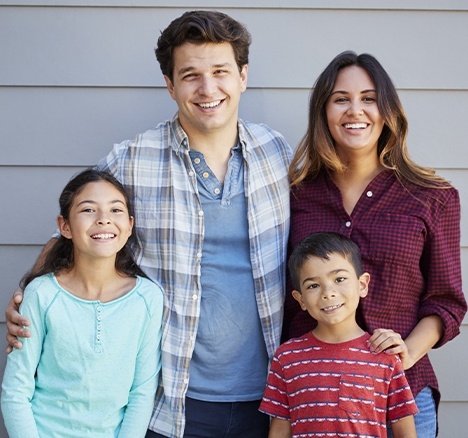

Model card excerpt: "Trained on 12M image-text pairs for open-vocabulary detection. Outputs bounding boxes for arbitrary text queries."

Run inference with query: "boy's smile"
[292,252,370,341]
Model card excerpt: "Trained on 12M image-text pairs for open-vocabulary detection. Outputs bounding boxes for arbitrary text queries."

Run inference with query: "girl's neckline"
[50,273,140,304]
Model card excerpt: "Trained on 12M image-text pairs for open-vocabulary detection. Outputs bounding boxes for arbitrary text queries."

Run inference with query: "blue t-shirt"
[186,146,269,401]
[1,274,164,438]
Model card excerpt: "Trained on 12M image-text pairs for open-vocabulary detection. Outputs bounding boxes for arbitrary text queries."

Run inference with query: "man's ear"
[292,290,307,311]
[164,75,176,100]
[57,215,72,239]
[239,64,248,93]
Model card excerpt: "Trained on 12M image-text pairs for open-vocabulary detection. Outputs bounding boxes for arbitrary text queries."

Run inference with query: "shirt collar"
[170,113,250,156]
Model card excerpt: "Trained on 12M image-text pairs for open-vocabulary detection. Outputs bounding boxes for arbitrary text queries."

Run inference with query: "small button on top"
[194,158,201,164]
[345,221,351,227]
[202,171,209,179]
[214,188,221,195]
[366,191,373,197]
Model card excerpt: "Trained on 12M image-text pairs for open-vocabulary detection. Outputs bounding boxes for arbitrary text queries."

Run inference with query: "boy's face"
[292,253,370,330]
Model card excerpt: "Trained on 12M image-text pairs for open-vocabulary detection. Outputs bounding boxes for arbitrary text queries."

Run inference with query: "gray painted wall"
[1,2,467,436]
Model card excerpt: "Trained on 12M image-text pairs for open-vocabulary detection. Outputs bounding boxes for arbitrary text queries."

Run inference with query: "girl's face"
[58,180,134,262]
[325,65,385,158]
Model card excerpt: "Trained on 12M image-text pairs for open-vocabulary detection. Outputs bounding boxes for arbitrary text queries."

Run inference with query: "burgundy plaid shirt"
[284,168,467,404]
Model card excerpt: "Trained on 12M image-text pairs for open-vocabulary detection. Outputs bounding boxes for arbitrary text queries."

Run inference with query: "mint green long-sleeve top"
[1,273,164,438]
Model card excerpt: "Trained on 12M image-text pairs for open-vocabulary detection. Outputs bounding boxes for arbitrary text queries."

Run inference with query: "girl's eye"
[336,277,346,283]
[111,208,124,213]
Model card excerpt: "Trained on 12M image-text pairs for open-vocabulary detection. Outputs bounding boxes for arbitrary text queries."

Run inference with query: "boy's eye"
[306,283,319,289]
[335,277,346,283]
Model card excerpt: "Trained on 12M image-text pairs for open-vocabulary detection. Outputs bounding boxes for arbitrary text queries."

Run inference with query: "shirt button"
[194,158,201,164]
[202,171,209,179]
[188,171,195,177]
[198,210,204,217]
[214,188,221,195]
[184,378,189,384]
[196,252,202,259]
[192,294,198,300]
[345,221,351,227]
[366,191,373,197]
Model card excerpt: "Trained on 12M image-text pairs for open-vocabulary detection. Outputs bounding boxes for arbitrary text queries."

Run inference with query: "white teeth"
[198,100,221,108]
[91,233,115,240]
[323,304,342,312]
[344,123,367,129]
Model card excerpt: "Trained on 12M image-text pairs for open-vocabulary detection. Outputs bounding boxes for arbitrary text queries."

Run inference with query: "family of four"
[2,9,466,438]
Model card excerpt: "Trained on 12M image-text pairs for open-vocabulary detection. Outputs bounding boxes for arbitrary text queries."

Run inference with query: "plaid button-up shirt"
[100,115,291,437]
[285,168,467,406]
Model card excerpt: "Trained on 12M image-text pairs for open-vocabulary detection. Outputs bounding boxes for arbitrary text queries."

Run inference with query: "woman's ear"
[57,215,72,239]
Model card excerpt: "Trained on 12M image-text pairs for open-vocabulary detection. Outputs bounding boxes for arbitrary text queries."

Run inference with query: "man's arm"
[390,415,417,438]
[5,238,58,352]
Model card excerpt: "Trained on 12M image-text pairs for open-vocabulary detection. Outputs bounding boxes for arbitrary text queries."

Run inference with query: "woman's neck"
[332,154,385,215]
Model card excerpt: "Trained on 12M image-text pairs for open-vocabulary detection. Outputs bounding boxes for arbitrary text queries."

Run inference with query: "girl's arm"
[117,282,164,437]
[5,238,58,352]
[268,417,292,438]
[1,285,45,438]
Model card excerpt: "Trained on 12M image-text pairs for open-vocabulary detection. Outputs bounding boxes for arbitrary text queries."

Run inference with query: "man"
[6,10,291,438]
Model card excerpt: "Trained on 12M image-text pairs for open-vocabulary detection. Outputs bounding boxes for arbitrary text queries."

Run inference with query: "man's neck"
[186,125,239,184]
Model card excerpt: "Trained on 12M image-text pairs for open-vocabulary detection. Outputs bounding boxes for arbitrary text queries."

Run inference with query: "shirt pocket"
[338,374,375,417]
[368,214,425,265]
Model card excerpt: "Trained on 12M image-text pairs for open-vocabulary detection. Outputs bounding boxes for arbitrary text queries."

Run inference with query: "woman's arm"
[368,315,443,370]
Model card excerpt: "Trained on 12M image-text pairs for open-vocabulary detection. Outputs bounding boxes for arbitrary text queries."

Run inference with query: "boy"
[260,232,418,437]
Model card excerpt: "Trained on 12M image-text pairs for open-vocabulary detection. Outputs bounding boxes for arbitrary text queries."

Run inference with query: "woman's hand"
[5,289,30,353]
[368,328,415,370]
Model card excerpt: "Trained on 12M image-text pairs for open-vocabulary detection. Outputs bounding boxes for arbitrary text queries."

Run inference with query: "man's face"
[164,42,248,139]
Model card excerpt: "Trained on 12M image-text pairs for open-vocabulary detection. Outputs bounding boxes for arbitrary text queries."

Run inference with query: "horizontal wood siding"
[1,3,466,437]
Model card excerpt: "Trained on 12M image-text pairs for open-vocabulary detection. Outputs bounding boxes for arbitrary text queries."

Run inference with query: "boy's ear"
[292,290,307,311]
[57,215,72,239]
[359,272,371,298]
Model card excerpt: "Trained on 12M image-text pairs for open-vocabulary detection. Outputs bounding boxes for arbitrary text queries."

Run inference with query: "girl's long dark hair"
[21,169,146,288]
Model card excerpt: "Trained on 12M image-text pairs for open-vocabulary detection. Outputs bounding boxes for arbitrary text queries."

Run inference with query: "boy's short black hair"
[288,232,363,292]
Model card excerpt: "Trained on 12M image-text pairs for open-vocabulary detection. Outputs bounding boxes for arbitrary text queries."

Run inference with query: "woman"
[284,51,467,436]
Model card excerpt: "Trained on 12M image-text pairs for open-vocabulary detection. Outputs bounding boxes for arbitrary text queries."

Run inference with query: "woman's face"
[325,65,385,158]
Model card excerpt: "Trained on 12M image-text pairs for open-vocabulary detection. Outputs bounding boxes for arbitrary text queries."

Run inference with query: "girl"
[1,169,164,438]
[284,51,467,436]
